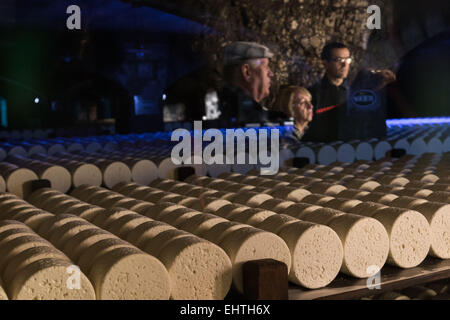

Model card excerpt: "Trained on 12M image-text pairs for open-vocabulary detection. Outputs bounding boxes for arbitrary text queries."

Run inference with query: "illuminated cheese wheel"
[63,228,117,262]
[231,208,276,225]
[281,203,322,219]
[326,198,362,212]
[201,221,248,245]
[268,186,311,202]
[427,191,450,203]
[306,182,347,196]
[277,221,343,288]
[336,189,370,199]
[231,192,273,207]
[302,194,335,206]
[10,210,53,231]
[389,196,428,209]
[186,197,231,212]
[49,220,99,249]
[0,163,38,197]
[259,198,296,212]
[360,192,399,205]
[88,247,170,300]
[125,220,175,247]
[178,213,228,236]
[344,178,381,191]
[8,258,95,300]
[157,207,201,227]
[256,214,298,234]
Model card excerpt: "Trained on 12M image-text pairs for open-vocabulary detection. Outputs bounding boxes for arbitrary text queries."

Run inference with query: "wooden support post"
[243,259,288,300]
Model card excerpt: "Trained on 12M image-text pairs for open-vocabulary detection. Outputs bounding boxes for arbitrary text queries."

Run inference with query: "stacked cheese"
[30,187,232,300]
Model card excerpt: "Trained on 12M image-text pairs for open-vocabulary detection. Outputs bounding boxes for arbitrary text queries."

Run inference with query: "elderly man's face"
[324,48,351,81]
[246,58,274,102]
[292,91,313,123]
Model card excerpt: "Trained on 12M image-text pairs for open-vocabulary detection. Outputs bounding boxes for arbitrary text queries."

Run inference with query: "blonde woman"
[278,86,314,141]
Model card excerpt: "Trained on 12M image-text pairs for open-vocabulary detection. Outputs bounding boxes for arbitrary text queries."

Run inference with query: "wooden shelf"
[288,258,450,300]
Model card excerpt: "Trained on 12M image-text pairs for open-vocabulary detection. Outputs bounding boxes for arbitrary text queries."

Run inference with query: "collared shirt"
[303,75,348,142]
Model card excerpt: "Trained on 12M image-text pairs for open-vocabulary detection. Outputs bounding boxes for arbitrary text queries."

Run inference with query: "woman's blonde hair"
[276,86,312,117]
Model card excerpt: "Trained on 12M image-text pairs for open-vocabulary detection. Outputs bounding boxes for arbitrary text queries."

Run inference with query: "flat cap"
[223,41,274,66]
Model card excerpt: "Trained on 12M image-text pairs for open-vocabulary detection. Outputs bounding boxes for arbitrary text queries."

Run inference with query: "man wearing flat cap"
[218,41,274,125]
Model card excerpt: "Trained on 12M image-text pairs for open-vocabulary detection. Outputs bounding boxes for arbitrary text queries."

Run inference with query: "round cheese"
[201,221,248,245]
[302,194,335,206]
[49,221,98,249]
[231,208,276,225]
[125,221,175,247]
[0,278,7,300]
[156,236,232,299]
[63,228,117,262]
[278,221,343,288]
[256,214,298,234]
[143,229,193,257]
[326,199,363,212]
[259,198,296,212]
[106,214,151,239]
[268,186,311,202]
[231,192,273,207]
[178,214,228,236]
[8,258,95,300]
[390,196,428,209]
[306,182,347,196]
[281,203,321,219]
[71,163,103,187]
[219,227,291,293]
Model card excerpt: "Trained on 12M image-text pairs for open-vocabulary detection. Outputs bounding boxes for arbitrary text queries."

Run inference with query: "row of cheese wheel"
[187,171,449,261]
[22,189,235,300]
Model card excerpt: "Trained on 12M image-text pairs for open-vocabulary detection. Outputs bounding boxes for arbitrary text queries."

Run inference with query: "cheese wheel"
[184,188,218,198]
[51,199,83,213]
[118,199,153,212]
[111,182,137,194]
[281,203,322,219]
[26,188,61,205]
[63,205,104,222]
[0,235,52,274]
[125,221,175,247]
[326,214,389,277]
[348,202,388,217]
[2,246,68,285]
[326,199,363,212]
[201,221,248,245]
[377,175,410,187]
[143,229,193,257]
[231,208,276,225]
[157,208,201,227]
[76,238,133,272]
[207,190,236,200]
[63,228,117,262]
[396,188,433,198]
[88,193,119,206]
[70,185,100,199]
[107,214,151,239]
[408,202,450,258]
[38,214,85,238]
[147,202,181,220]
[371,207,431,268]
[0,176,6,193]
[187,198,231,213]
[8,258,95,300]
[39,194,69,211]
[278,221,343,288]
[128,159,158,185]
[390,196,428,209]
[178,213,228,236]
[91,208,136,228]
[302,194,335,206]
[360,192,399,205]
[268,186,311,202]
[71,163,103,187]
[3,167,39,198]
[301,208,345,225]
[216,204,249,219]
[427,192,450,203]
[259,198,296,212]
[0,278,7,300]
[231,192,273,207]
[11,210,54,231]
[377,291,410,300]
[256,214,298,234]
[0,220,29,234]
[336,189,370,200]
[306,182,347,196]
[219,227,291,293]
[155,236,232,299]
[49,221,98,249]
[37,165,71,193]
[344,178,381,191]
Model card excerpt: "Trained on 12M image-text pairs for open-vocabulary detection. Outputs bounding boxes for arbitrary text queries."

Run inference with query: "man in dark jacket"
[303,42,352,142]
[218,41,275,126]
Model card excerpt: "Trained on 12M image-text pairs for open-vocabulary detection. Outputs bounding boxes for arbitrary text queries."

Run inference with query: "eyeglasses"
[330,57,352,64]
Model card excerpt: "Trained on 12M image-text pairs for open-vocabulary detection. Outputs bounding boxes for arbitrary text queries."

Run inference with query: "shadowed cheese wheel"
[119,199,153,212]
[187,198,231,212]
[99,161,132,189]
[88,247,170,300]
[219,227,291,293]
[208,190,236,200]
[269,186,311,202]
[344,178,381,191]
[306,182,347,196]
[300,208,345,225]
[51,199,84,214]
[185,188,218,198]
[111,181,138,193]
[256,214,298,234]
[64,205,104,222]
[49,221,98,249]
[395,188,433,198]
[0,176,5,193]
[302,194,335,206]
[326,199,362,212]
[125,220,175,248]
[259,198,295,212]
[127,159,158,185]
[278,221,343,288]
[143,229,193,257]
[201,221,248,245]
[0,278,7,300]
[214,204,247,219]
[88,192,119,206]
[157,236,232,300]
[408,202,450,258]
[231,192,273,207]
[70,184,101,199]
[427,191,450,203]
[147,202,181,220]
[63,228,117,262]
[390,196,428,209]
[178,213,227,236]
[91,208,136,228]
[77,238,133,273]
[326,214,389,278]
[348,202,387,217]
[71,163,103,187]
[157,208,201,227]
[0,220,29,234]
[371,207,431,268]
[8,258,95,300]
[376,175,410,187]
[336,189,370,200]
[2,246,68,285]
[38,214,86,238]
[231,208,276,225]
[360,192,399,205]
[107,214,151,239]
[281,203,321,219]
[11,210,53,231]
[36,165,71,193]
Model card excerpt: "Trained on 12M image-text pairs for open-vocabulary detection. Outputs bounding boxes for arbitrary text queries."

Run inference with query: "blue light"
[162,94,167,101]
[386,117,450,128]
[34,97,40,104]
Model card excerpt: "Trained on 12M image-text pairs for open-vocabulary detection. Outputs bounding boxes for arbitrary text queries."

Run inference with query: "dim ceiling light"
[34,97,40,104]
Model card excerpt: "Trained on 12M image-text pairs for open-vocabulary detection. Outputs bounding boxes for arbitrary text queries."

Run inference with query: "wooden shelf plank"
[289,258,450,300]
